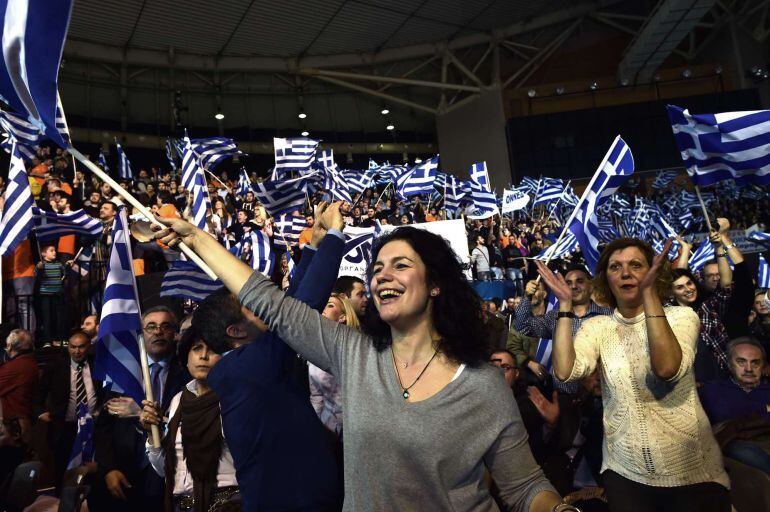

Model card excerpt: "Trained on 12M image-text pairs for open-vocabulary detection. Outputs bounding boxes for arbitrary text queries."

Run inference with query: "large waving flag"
[66,403,94,470]
[567,136,635,272]
[116,142,133,180]
[667,105,770,186]
[235,167,253,198]
[274,137,319,177]
[0,109,39,161]
[254,173,315,216]
[93,208,145,405]
[0,0,73,148]
[181,135,212,231]
[396,156,438,200]
[0,144,35,256]
[532,177,565,206]
[189,136,239,170]
[160,261,223,302]
[758,254,770,288]
[231,231,274,276]
[273,214,306,247]
[32,207,102,241]
[688,240,715,272]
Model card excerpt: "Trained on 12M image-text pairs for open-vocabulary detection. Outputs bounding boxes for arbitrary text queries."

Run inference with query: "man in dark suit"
[38,330,103,492]
[90,306,188,512]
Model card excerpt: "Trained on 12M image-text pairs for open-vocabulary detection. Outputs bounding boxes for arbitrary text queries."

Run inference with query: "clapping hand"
[527,386,560,427]
[534,261,572,306]
[639,237,672,292]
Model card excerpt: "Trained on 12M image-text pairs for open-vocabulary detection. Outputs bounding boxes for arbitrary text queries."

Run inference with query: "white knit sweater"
[565,305,729,489]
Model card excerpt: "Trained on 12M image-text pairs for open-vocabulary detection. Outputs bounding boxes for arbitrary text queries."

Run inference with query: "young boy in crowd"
[35,243,71,345]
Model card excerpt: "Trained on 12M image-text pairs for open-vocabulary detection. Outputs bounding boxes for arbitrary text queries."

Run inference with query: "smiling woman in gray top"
[155,202,561,512]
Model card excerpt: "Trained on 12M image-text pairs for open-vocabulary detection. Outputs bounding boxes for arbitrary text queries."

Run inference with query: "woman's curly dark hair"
[670,268,706,309]
[362,226,489,366]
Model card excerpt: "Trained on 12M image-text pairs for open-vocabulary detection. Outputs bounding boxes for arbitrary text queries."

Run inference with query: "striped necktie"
[75,363,87,405]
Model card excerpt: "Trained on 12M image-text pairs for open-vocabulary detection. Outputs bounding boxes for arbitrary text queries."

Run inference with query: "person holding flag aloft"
[541,238,731,512]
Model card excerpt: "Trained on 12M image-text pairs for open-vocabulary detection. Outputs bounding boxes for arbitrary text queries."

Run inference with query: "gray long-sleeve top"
[238,271,555,511]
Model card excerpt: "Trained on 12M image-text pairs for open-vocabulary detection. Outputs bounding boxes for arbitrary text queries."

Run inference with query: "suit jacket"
[93,355,189,483]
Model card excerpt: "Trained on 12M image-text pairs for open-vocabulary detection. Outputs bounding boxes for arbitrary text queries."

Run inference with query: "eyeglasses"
[143,323,177,334]
[499,364,517,372]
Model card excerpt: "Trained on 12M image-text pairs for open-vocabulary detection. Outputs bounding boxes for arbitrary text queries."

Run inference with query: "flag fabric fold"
[0,143,35,256]
[32,207,102,241]
[160,261,223,302]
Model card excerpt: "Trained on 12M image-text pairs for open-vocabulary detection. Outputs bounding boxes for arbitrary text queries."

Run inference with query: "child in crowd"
[35,243,71,344]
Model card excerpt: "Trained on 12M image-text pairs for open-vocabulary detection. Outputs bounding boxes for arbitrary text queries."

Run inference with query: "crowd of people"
[1,142,770,512]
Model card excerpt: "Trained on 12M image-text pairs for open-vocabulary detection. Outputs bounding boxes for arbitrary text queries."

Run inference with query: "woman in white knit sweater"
[537,238,730,512]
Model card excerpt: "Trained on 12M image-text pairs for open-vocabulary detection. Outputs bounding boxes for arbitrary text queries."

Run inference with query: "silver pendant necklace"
[391,347,439,400]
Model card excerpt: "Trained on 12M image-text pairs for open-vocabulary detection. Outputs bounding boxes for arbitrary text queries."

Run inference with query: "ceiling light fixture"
[301,130,309,137]
[555,86,565,95]
[381,108,390,115]
[682,69,692,79]
[527,89,536,98]
[589,82,598,91]
[214,112,225,120]
[414,157,423,164]
[298,111,307,119]
[386,124,395,131]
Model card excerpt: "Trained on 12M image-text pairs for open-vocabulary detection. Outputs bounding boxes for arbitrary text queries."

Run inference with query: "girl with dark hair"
[539,238,730,512]
[140,327,240,512]
[153,203,564,512]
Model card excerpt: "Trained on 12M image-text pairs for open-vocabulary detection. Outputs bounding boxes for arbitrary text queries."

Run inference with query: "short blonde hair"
[330,293,360,330]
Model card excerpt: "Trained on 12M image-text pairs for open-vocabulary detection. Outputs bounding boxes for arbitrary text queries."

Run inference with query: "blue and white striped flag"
[341,169,375,194]
[568,136,635,272]
[54,93,70,146]
[189,136,239,170]
[273,214,306,247]
[254,173,315,216]
[116,143,133,180]
[0,0,73,149]
[688,240,714,272]
[165,139,177,172]
[0,109,39,161]
[758,254,770,288]
[0,144,35,256]
[534,293,559,370]
[32,207,102,241]
[235,168,252,198]
[66,403,94,470]
[443,174,467,214]
[181,136,212,231]
[396,156,438,200]
[160,261,222,302]
[667,104,770,186]
[322,166,353,203]
[274,137,319,176]
[749,231,770,249]
[533,231,579,261]
[231,231,274,276]
[316,149,335,170]
[533,177,565,206]
[97,150,109,172]
[469,162,491,191]
[93,208,145,405]
[467,182,498,220]
[651,169,679,190]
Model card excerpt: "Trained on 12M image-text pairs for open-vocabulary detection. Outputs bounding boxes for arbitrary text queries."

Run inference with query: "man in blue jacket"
[193,203,345,510]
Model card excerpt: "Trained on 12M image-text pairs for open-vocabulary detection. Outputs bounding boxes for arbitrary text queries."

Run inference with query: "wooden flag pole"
[68,147,217,280]
[374,182,392,209]
[693,185,714,232]
[203,169,232,195]
[137,336,162,447]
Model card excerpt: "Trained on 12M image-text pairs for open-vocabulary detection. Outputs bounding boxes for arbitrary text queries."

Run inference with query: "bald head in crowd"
[6,329,34,357]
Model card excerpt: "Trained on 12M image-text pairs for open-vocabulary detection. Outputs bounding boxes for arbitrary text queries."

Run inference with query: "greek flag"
[467,182,498,220]
[97,150,109,172]
[0,144,34,256]
[652,169,679,190]
[469,162,490,191]
[273,214,306,247]
[55,93,70,146]
[688,240,714,272]
[667,104,770,186]
[533,231,578,261]
[396,156,438,199]
[274,137,319,176]
[231,231,273,276]
[443,174,467,214]
[66,403,94,470]
[758,254,770,288]
[69,243,94,277]
[341,169,375,194]
[568,136,635,272]
[749,231,770,249]
[236,168,252,198]
[32,207,102,240]
[189,136,239,170]
[93,208,145,405]
[254,173,315,216]
[316,149,335,170]
[533,177,565,206]
[322,166,353,203]
[160,261,222,302]
[376,164,407,186]
[518,176,539,196]
[165,139,177,171]
[181,136,211,231]
[0,109,39,161]
[0,0,73,149]
[116,143,133,180]
[534,294,559,370]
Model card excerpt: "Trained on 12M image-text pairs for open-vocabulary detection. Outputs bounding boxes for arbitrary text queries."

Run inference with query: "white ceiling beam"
[444,50,485,87]
[299,68,480,92]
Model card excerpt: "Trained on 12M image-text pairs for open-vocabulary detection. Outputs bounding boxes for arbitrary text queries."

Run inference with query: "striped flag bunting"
[66,403,94,470]
[165,139,178,171]
[181,136,212,232]
[0,109,40,161]
[688,240,715,272]
[236,168,253,198]
[32,207,102,241]
[0,144,35,256]
[568,136,635,272]
[230,231,274,277]
[274,137,319,176]
[667,104,770,186]
[652,169,679,190]
[0,0,73,149]
[97,150,109,172]
[116,143,133,180]
[758,254,770,288]
[160,261,223,302]
[254,173,315,216]
[189,136,239,170]
[93,207,145,405]
[533,231,578,261]
[395,156,438,200]
[273,214,306,247]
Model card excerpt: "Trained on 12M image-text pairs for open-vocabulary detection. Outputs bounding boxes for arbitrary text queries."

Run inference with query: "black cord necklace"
[391,347,439,400]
